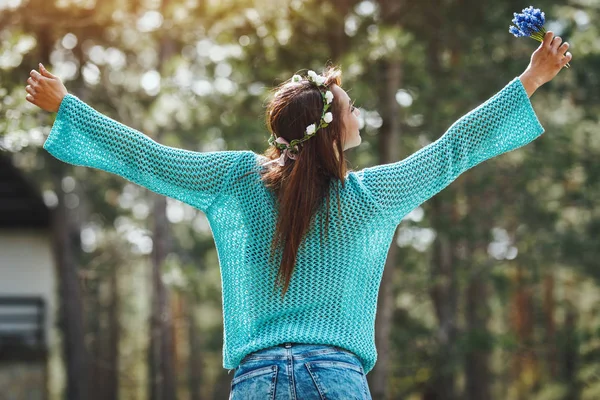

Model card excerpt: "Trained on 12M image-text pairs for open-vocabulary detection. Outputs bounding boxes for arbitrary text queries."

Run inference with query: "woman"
[26,30,571,399]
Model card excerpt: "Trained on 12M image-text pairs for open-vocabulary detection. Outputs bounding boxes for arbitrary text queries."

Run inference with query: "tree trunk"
[368,58,402,400]
[561,279,580,399]
[50,166,89,400]
[510,265,537,400]
[107,262,120,400]
[88,261,120,400]
[325,0,352,61]
[462,174,493,400]
[543,272,557,379]
[149,193,177,400]
[40,14,90,398]
[172,291,187,396]
[464,254,490,400]
[149,2,178,398]
[423,1,459,396]
[428,220,458,400]
[188,295,204,400]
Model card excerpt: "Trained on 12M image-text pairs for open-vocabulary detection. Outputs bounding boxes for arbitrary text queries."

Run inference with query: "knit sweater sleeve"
[43,94,243,214]
[356,76,545,225]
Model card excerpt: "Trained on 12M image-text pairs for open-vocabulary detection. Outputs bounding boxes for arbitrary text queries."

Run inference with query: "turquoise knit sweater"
[43,76,544,374]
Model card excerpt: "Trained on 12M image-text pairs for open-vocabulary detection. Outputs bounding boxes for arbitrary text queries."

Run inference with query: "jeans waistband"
[241,342,358,362]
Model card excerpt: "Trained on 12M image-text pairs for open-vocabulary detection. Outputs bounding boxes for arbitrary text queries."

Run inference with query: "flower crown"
[267,70,334,155]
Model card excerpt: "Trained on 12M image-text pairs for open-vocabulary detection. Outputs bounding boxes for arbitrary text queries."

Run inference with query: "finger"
[27,77,38,87]
[542,31,554,48]
[25,85,36,96]
[30,69,42,81]
[39,63,57,79]
[562,52,572,66]
[551,36,562,51]
[26,94,36,104]
[558,41,570,55]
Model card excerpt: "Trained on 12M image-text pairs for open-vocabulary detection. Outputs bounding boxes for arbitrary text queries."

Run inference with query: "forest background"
[1,0,599,399]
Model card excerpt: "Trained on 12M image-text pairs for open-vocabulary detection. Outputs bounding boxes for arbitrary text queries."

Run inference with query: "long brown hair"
[258,65,351,300]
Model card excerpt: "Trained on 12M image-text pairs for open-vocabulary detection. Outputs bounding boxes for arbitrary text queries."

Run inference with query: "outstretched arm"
[357,76,545,225]
[27,64,242,214]
[356,31,571,226]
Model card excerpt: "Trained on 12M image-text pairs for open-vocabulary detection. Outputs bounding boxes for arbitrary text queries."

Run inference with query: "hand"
[25,63,68,113]
[523,31,572,88]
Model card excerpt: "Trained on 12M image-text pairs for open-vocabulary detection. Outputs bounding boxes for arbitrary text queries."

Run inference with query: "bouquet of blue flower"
[509,6,570,68]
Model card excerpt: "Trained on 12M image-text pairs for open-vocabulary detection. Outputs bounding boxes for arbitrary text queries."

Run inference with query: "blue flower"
[509,6,546,40]
[509,6,570,68]
[509,25,525,37]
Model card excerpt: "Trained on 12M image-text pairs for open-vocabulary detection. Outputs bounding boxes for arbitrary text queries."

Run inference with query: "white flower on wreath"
[306,124,316,135]
[307,70,326,86]
[325,90,333,104]
[323,112,333,123]
[291,74,302,83]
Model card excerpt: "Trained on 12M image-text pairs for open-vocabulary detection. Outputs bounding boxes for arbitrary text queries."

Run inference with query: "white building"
[0,153,60,399]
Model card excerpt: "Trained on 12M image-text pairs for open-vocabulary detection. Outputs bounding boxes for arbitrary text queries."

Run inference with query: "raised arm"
[356,76,545,225]
[42,94,243,214]
[26,64,243,214]
[355,30,571,226]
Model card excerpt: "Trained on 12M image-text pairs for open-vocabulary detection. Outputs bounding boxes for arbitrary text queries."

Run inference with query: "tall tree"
[369,57,403,400]
[149,2,179,398]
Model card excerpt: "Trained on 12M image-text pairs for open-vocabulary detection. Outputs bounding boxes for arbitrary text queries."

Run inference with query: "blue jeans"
[228,342,372,400]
